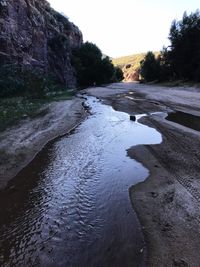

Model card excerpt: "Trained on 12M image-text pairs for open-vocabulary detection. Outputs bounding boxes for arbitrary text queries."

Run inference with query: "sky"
[48,0,199,58]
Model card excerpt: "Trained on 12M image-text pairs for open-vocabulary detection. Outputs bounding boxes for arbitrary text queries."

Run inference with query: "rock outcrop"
[123,66,140,81]
[0,0,83,88]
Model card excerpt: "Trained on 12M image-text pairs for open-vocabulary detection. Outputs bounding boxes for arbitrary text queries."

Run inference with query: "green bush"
[0,65,22,97]
[0,65,66,98]
[22,69,47,99]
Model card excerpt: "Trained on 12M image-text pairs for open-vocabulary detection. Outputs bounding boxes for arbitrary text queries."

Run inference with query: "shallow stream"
[0,97,162,267]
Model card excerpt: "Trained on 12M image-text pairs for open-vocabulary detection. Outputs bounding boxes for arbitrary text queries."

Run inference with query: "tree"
[72,42,123,87]
[114,67,124,82]
[140,52,160,82]
[168,10,200,81]
[140,10,200,83]
[72,42,102,86]
[157,47,173,81]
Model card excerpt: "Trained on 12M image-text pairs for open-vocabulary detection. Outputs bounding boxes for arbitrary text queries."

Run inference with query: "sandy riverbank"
[0,97,86,190]
[86,82,200,266]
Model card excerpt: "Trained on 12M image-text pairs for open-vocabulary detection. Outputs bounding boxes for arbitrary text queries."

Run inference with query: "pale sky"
[48,0,199,58]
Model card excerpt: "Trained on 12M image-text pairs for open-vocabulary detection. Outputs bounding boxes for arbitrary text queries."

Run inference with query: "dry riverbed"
[86,82,200,267]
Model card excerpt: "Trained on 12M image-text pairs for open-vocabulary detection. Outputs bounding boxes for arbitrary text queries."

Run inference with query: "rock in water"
[130,115,136,121]
[0,0,83,88]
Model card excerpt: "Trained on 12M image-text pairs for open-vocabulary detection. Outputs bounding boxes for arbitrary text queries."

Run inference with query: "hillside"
[112,52,159,81]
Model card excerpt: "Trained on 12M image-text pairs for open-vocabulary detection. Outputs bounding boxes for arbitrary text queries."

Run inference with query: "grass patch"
[0,91,74,132]
[0,97,43,131]
[45,90,74,101]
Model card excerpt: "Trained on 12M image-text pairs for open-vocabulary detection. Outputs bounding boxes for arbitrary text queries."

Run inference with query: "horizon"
[48,0,199,58]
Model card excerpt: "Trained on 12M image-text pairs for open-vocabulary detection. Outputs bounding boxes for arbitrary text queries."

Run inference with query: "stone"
[130,115,136,121]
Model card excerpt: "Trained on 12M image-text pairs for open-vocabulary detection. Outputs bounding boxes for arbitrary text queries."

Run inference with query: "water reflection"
[0,97,162,267]
[166,111,200,131]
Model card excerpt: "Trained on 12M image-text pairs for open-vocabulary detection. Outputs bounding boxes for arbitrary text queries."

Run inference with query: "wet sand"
[86,82,200,266]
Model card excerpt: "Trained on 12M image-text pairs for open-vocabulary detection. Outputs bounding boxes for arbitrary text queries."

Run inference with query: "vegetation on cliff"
[0,63,73,131]
[140,10,200,83]
[0,64,72,98]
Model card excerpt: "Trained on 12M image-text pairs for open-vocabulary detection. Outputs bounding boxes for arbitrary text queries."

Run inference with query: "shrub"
[22,69,47,99]
[0,65,65,98]
[0,65,24,97]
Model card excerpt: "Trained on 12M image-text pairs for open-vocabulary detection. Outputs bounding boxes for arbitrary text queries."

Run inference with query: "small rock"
[130,115,136,121]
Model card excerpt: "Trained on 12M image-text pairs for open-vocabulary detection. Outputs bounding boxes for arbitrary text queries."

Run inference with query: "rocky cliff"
[0,0,83,88]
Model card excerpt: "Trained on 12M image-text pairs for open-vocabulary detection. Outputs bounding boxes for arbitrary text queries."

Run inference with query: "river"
[0,96,161,267]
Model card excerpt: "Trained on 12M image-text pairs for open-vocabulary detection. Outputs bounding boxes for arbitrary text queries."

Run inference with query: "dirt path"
[0,98,86,190]
[86,82,200,266]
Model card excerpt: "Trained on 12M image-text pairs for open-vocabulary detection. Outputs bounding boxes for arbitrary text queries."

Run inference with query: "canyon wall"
[0,0,83,88]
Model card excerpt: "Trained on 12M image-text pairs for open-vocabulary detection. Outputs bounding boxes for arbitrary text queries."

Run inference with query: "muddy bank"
[128,116,200,266]
[0,98,86,190]
[86,83,200,266]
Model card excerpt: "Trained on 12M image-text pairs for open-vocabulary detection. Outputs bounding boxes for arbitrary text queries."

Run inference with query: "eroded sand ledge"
[0,98,86,190]
[86,82,200,266]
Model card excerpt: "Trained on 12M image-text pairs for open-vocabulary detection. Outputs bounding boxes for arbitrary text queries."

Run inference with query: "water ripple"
[0,96,161,267]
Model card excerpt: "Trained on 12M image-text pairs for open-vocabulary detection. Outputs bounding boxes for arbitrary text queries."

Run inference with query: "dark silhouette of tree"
[114,66,124,81]
[157,47,173,81]
[140,51,160,82]
[72,42,123,87]
[168,10,200,81]
[139,10,200,83]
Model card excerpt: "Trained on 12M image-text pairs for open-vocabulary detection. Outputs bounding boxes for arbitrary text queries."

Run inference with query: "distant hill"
[112,52,159,81]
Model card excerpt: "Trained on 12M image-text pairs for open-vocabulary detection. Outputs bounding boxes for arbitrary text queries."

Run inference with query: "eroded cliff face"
[0,0,83,88]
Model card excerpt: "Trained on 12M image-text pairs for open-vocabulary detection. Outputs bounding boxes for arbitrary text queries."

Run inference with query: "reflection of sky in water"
[166,111,200,131]
[0,97,162,267]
